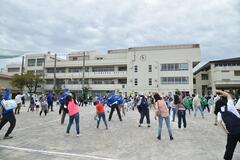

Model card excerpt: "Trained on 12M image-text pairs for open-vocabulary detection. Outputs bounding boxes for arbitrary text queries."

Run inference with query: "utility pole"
[53,53,57,92]
[21,56,24,75]
[43,54,46,92]
[82,51,86,97]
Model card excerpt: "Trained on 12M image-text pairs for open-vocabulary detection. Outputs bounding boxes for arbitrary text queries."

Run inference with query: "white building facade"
[6,44,201,96]
[193,57,240,96]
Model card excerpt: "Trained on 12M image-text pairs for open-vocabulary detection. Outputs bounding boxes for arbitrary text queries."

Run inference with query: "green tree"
[10,74,25,91]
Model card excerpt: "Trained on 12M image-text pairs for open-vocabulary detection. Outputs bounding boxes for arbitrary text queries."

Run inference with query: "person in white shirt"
[216,90,240,160]
[14,92,25,114]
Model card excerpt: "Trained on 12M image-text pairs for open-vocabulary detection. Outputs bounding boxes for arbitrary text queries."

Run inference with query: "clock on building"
[140,54,146,61]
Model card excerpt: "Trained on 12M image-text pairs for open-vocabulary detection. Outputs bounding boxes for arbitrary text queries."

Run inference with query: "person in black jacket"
[138,95,150,127]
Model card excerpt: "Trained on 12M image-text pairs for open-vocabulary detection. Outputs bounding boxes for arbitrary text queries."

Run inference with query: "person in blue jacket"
[0,89,16,139]
[59,89,70,124]
[107,93,122,121]
[47,92,54,111]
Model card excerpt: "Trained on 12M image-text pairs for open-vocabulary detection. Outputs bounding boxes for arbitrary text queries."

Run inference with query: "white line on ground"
[0,144,118,160]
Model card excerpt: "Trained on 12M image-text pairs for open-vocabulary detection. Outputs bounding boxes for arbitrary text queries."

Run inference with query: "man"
[47,92,53,111]
[0,91,16,139]
[216,90,240,160]
[14,92,25,114]
[107,93,122,122]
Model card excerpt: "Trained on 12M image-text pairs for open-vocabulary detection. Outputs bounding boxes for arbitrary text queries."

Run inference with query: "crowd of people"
[0,88,239,160]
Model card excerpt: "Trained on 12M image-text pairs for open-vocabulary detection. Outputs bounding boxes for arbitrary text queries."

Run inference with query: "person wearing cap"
[0,91,16,139]
[216,90,240,160]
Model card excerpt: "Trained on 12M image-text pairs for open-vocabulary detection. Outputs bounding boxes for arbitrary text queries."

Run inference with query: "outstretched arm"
[215,90,231,99]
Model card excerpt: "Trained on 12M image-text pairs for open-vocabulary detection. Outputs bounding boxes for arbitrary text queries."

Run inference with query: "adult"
[14,92,25,114]
[47,92,54,111]
[65,94,80,136]
[153,93,173,140]
[193,94,204,118]
[216,90,240,160]
[0,90,16,139]
[175,95,187,129]
[137,95,150,127]
[107,93,122,122]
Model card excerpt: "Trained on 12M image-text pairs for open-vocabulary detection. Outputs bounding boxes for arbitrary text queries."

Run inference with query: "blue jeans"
[172,108,176,122]
[194,105,204,118]
[97,112,108,128]
[66,112,80,134]
[158,115,173,137]
[177,110,186,128]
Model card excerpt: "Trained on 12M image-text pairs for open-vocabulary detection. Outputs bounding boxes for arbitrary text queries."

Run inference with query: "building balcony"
[44,71,127,79]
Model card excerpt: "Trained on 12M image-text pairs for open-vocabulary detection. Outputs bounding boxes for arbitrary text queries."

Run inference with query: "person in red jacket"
[94,101,108,129]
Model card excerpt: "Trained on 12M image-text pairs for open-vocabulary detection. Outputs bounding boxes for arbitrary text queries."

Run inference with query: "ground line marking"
[0,144,118,160]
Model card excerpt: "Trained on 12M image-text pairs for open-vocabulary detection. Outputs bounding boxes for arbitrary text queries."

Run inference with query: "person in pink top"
[65,94,80,136]
[153,93,173,141]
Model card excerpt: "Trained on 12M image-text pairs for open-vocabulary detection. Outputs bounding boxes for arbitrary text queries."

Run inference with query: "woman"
[153,93,173,140]
[65,94,80,136]
[174,95,187,129]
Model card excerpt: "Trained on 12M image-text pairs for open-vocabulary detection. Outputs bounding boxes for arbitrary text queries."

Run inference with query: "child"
[94,101,108,129]
[39,97,48,116]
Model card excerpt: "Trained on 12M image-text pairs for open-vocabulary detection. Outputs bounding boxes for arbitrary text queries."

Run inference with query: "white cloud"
[0,0,239,69]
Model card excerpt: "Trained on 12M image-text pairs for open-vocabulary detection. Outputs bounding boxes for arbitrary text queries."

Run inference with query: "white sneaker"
[76,134,81,137]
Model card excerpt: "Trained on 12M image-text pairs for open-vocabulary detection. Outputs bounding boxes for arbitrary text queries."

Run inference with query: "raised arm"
[215,90,231,99]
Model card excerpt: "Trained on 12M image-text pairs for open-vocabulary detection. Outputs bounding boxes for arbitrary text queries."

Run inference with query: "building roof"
[194,57,240,75]
[108,44,200,54]
[0,73,14,79]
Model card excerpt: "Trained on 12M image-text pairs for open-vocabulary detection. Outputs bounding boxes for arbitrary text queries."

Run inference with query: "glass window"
[46,79,53,84]
[37,58,44,66]
[92,67,114,72]
[161,64,167,71]
[148,65,152,72]
[134,78,138,86]
[149,78,152,86]
[134,65,138,72]
[161,77,189,84]
[201,74,208,80]
[234,70,240,76]
[28,59,35,66]
[46,68,54,73]
[161,63,188,71]
[118,66,127,71]
[8,68,20,72]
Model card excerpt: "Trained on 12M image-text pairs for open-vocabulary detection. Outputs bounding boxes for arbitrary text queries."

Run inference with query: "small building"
[193,57,240,97]
[0,72,14,90]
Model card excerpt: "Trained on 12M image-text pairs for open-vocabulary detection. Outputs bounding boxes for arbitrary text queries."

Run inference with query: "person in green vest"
[183,93,191,115]
[200,96,210,112]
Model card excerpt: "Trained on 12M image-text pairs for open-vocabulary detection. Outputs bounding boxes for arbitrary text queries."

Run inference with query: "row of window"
[133,76,189,86]
[45,79,127,85]
[28,58,44,67]
[46,67,127,73]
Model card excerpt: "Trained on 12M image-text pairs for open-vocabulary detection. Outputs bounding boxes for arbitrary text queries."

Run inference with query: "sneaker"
[76,134,81,137]
[170,136,174,140]
[157,136,161,140]
[214,123,217,126]
[105,127,108,130]
[138,124,141,127]
[65,133,70,136]
[3,136,13,139]
[148,125,151,128]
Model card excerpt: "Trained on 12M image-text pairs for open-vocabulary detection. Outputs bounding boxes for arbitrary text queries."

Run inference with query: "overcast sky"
[0,0,239,70]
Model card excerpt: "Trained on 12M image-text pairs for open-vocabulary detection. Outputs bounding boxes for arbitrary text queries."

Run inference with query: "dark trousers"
[97,112,108,128]
[177,110,186,128]
[59,104,66,124]
[203,105,210,112]
[224,133,240,160]
[0,112,16,137]
[40,110,47,116]
[108,104,122,121]
[15,103,21,114]
[139,109,150,124]
[48,102,53,111]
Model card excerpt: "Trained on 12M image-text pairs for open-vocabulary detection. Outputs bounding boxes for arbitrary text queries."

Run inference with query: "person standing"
[216,90,240,160]
[66,95,80,136]
[107,93,122,122]
[170,97,177,122]
[153,93,173,140]
[138,95,151,127]
[47,92,54,111]
[14,92,25,114]
[0,91,16,139]
[39,96,48,116]
[94,101,108,129]
[175,95,187,129]
[193,94,204,118]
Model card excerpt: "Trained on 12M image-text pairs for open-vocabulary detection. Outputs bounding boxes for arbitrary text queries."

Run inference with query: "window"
[161,77,189,84]
[28,59,35,66]
[118,66,127,71]
[118,79,127,84]
[46,79,53,84]
[161,63,188,71]
[148,65,152,72]
[134,78,138,86]
[37,58,44,66]
[149,78,152,86]
[56,68,65,73]
[47,68,54,73]
[234,70,240,76]
[8,68,20,72]
[36,70,43,75]
[221,70,230,72]
[193,78,196,84]
[96,57,103,60]
[72,57,78,61]
[201,74,208,80]
[134,65,138,72]
[68,67,81,73]
[92,67,114,72]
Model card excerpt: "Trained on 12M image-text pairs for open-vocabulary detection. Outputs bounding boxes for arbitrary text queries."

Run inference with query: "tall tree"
[10,74,25,91]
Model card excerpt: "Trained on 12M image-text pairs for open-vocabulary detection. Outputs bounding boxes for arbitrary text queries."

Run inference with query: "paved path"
[0,104,239,160]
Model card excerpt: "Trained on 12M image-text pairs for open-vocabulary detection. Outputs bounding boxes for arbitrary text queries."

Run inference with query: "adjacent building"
[193,57,240,96]
[6,44,201,96]
[0,72,14,90]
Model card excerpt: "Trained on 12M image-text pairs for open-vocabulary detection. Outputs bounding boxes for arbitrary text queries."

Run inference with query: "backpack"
[220,106,240,135]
